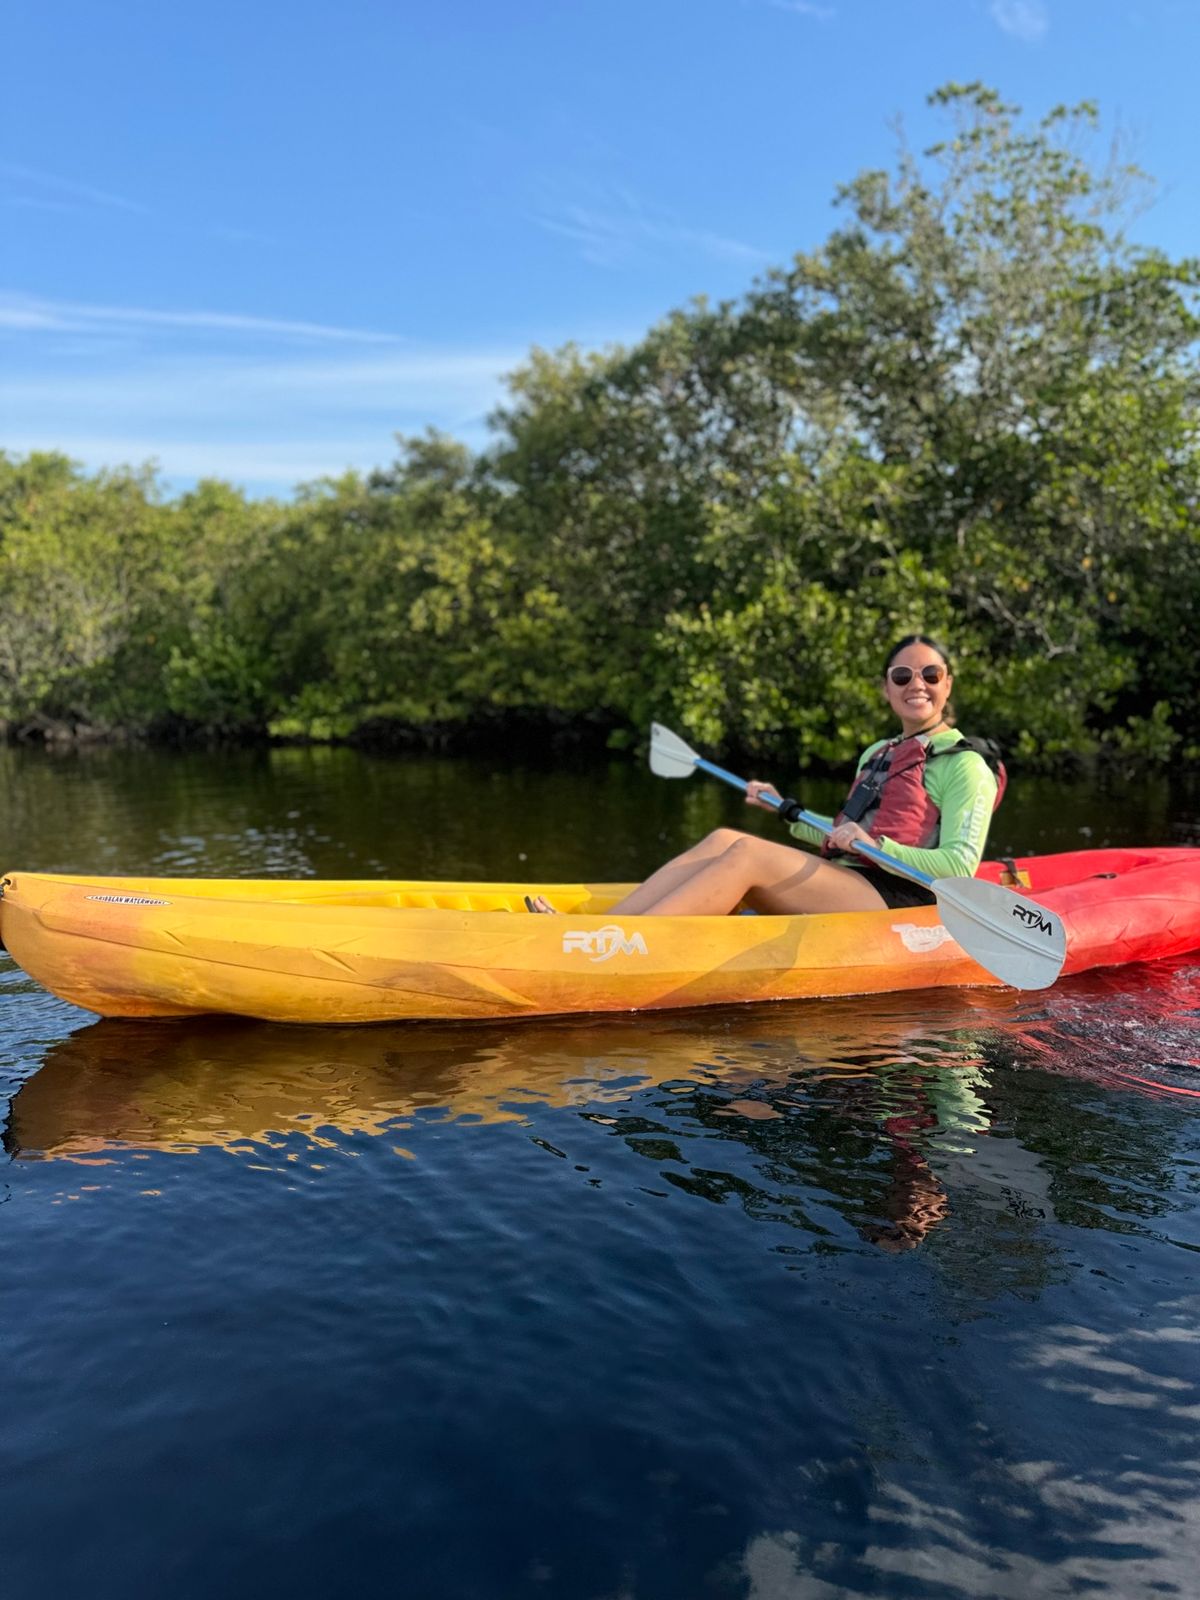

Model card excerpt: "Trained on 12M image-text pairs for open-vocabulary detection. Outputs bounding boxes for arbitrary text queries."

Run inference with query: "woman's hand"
[827,820,873,852]
[744,781,783,812]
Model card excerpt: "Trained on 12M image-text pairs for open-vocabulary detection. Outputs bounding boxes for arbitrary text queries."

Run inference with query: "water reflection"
[0,741,751,883]
[1,990,1014,1160]
[5,738,1200,884]
[9,961,1197,1276]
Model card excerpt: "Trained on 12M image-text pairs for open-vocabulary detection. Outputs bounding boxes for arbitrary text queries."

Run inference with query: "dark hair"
[882,634,957,726]
[882,634,953,676]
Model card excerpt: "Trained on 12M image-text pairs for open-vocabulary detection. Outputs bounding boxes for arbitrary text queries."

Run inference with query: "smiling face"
[882,642,953,737]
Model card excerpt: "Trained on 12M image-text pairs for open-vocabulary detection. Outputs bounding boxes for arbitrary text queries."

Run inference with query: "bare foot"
[524,894,557,914]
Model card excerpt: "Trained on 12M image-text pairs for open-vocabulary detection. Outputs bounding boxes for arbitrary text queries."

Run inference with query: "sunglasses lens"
[888,664,945,686]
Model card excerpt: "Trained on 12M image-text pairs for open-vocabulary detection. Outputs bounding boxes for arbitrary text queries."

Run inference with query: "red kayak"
[976,847,1200,975]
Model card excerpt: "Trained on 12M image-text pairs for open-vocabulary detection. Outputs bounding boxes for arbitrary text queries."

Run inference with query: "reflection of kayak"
[11,959,1193,1164]
[0,984,1062,1159]
[6,1013,666,1158]
[2,848,1199,1024]
[8,1005,812,1158]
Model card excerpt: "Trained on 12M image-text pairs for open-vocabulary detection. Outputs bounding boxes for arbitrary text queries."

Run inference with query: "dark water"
[2,744,1200,1600]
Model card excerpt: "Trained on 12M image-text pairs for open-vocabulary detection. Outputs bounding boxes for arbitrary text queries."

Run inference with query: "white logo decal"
[892,922,955,953]
[86,894,171,906]
[562,924,649,962]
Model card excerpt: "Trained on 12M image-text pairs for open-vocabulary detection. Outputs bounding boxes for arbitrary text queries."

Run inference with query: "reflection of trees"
[0,741,756,885]
[926,959,1200,1243]
[972,1035,1187,1237]
[580,1051,1066,1293]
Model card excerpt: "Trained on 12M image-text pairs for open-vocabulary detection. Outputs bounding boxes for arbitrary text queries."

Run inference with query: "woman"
[534,635,999,918]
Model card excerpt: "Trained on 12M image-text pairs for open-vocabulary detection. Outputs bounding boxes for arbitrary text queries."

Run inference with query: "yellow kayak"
[0,868,998,1023]
[4,848,1196,1024]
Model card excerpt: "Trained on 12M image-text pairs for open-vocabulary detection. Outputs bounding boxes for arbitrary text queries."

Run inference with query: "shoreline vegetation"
[4,86,1197,775]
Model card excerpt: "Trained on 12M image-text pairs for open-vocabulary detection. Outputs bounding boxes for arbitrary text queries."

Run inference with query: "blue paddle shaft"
[692,755,935,889]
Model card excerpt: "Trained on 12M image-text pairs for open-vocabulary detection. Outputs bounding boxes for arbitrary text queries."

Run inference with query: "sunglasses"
[886,664,946,687]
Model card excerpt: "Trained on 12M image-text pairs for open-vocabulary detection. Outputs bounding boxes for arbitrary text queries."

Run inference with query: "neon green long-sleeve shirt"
[787,729,999,880]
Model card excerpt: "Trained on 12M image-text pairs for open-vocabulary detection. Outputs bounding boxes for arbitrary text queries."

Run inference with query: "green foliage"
[2,84,1197,770]
[0,452,172,727]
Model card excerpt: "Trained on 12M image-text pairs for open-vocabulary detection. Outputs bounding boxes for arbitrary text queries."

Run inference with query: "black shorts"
[845,864,937,910]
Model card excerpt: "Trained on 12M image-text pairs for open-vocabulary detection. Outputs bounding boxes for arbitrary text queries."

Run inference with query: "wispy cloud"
[0,290,545,490]
[763,0,835,19]
[0,287,640,492]
[2,162,273,247]
[0,351,522,484]
[0,350,525,417]
[0,432,444,489]
[0,161,149,215]
[535,190,769,270]
[8,196,81,215]
[0,291,407,345]
[0,360,512,489]
[989,0,1049,40]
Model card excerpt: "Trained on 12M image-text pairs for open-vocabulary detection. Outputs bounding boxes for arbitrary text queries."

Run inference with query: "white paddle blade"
[649,722,701,779]
[934,877,1067,990]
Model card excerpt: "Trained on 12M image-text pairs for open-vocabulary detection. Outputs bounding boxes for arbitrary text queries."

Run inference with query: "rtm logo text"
[1011,904,1057,938]
[562,925,649,963]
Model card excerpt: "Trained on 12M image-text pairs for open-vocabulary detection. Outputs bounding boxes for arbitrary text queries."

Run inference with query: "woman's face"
[882,643,952,735]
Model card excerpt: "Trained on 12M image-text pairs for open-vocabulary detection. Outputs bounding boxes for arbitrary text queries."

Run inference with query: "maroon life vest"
[821,734,1006,858]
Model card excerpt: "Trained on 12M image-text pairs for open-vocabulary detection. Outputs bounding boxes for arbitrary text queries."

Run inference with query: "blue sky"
[4,0,1198,496]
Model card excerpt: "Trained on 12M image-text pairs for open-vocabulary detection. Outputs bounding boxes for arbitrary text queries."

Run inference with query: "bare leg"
[631,834,889,917]
[526,834,738,913]
[608,829,748,916]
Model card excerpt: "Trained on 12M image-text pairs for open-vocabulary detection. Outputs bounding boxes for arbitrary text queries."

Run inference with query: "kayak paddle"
[648,722,1066,991]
